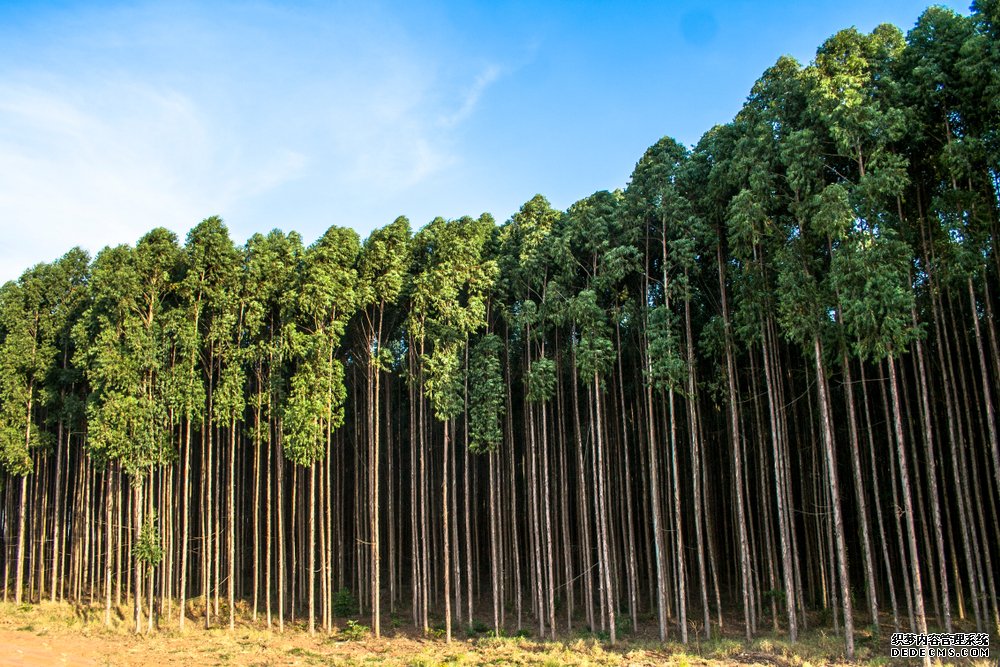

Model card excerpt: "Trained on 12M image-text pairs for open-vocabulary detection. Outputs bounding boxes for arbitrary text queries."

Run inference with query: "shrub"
[333,588,358,617]
[340,619,369,641]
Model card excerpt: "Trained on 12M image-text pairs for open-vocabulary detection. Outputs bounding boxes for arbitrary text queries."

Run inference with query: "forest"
[0,2,998,661]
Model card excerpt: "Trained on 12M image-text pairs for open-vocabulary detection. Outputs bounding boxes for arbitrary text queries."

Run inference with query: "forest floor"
[0,601,991,666]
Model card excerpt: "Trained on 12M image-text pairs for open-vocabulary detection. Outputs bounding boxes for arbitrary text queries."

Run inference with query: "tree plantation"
[2,3,999,660]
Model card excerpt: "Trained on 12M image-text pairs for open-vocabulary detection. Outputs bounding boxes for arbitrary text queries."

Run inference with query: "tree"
[357,217,410,638]
[284,225,359,635]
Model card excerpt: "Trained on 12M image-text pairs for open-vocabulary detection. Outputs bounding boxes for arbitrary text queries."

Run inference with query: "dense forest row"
[1,2,999,659]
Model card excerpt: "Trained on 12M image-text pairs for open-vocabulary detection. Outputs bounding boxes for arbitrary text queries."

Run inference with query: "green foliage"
[764,587,786,602]
[76,229,180,476]
[423,344,464,422]
[339,619,369,641]
[359,216,411,311]
[570,290,614,380]
[409,214,497,423]
[498,195,560,304]
[282,360,343,466]
[468,334,505,453]
[333,588,358,617]
[525,356,555,403]
[242,229,304,439]
[831,228,918,360]
[0,252,89,475]
[135,510,164,566]
[646,305,686,392]
[812,184,854,241]
[466,619,489,637]
[775,241,828,350]
[282,225,359,466]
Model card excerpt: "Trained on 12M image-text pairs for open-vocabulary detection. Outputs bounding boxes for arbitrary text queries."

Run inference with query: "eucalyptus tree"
[904,6,1000,529]
[242,229,303,630]
[213,254,248,632]
[683,123,740,635]
[498,195,561,639]
[284,225,359,635]
[625,136,711,643]
[40,248,90,604]
[676,116,766,642]
[830,224,939,645]
[807,24,930,648]
[0,262,66,605]
[357,216,410,638]
[771,139,860,657]
[409,214,496,642]
[467,332,505,632]
[175,217,239,628]
[723,58,809,642]
[558,190,637,645]
[80,228,180,632]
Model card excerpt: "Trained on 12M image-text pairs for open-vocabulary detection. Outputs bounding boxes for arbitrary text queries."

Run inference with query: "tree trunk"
[813,336,854,658]
[443,418,452,643]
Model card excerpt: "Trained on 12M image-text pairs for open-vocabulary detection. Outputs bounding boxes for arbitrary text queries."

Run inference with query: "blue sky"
[0,0,970,282]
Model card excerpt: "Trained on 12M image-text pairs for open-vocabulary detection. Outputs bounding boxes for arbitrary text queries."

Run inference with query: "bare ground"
[0,601,990,666]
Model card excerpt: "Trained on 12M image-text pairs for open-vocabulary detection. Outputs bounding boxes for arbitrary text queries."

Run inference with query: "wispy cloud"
[0,2,507,281]
[0,74,306,280]
[439,65,502,128]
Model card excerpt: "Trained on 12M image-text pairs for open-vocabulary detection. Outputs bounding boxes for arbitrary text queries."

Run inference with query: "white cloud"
[0,3,508,281]
[440,65,502,128]
[0,74,309,281]
[318,63,458,192]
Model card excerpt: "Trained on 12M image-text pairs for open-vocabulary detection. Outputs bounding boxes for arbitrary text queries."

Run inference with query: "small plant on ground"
[465,619,489,637]
[339,619,369,641]
[578,626,611,642]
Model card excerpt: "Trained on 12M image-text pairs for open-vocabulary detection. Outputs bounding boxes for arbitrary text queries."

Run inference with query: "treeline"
[1,3,999,658]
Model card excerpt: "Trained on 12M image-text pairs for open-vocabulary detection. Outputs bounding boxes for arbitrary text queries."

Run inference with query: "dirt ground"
[0,623,688,667]
[0,601,989,666]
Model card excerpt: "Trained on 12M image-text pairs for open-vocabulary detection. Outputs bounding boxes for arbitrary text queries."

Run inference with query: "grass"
[0,600,994,666]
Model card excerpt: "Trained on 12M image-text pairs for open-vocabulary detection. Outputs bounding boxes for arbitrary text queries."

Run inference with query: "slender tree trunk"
[841,354,877,635]
[886,353,929,661]
[489,449,500,635]
[968,278,1000,491]
[463,343,474,628]
[14,474,28,606]
[277,427,285,633]
[813,336,854,658]
[911,306,950,633]
[371,335,382,638]
[50,417,64,603]
[443,418,452,643]
[229,421,236,630]
[309,463,316,635]
[762,329,796,641]
[718,245,752,642]
[592,375,616,644]
[643,346,669,641]
[570,347,593,634]
[134,480,143,634]
[14,393,33,606]
[105,469,113,626]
